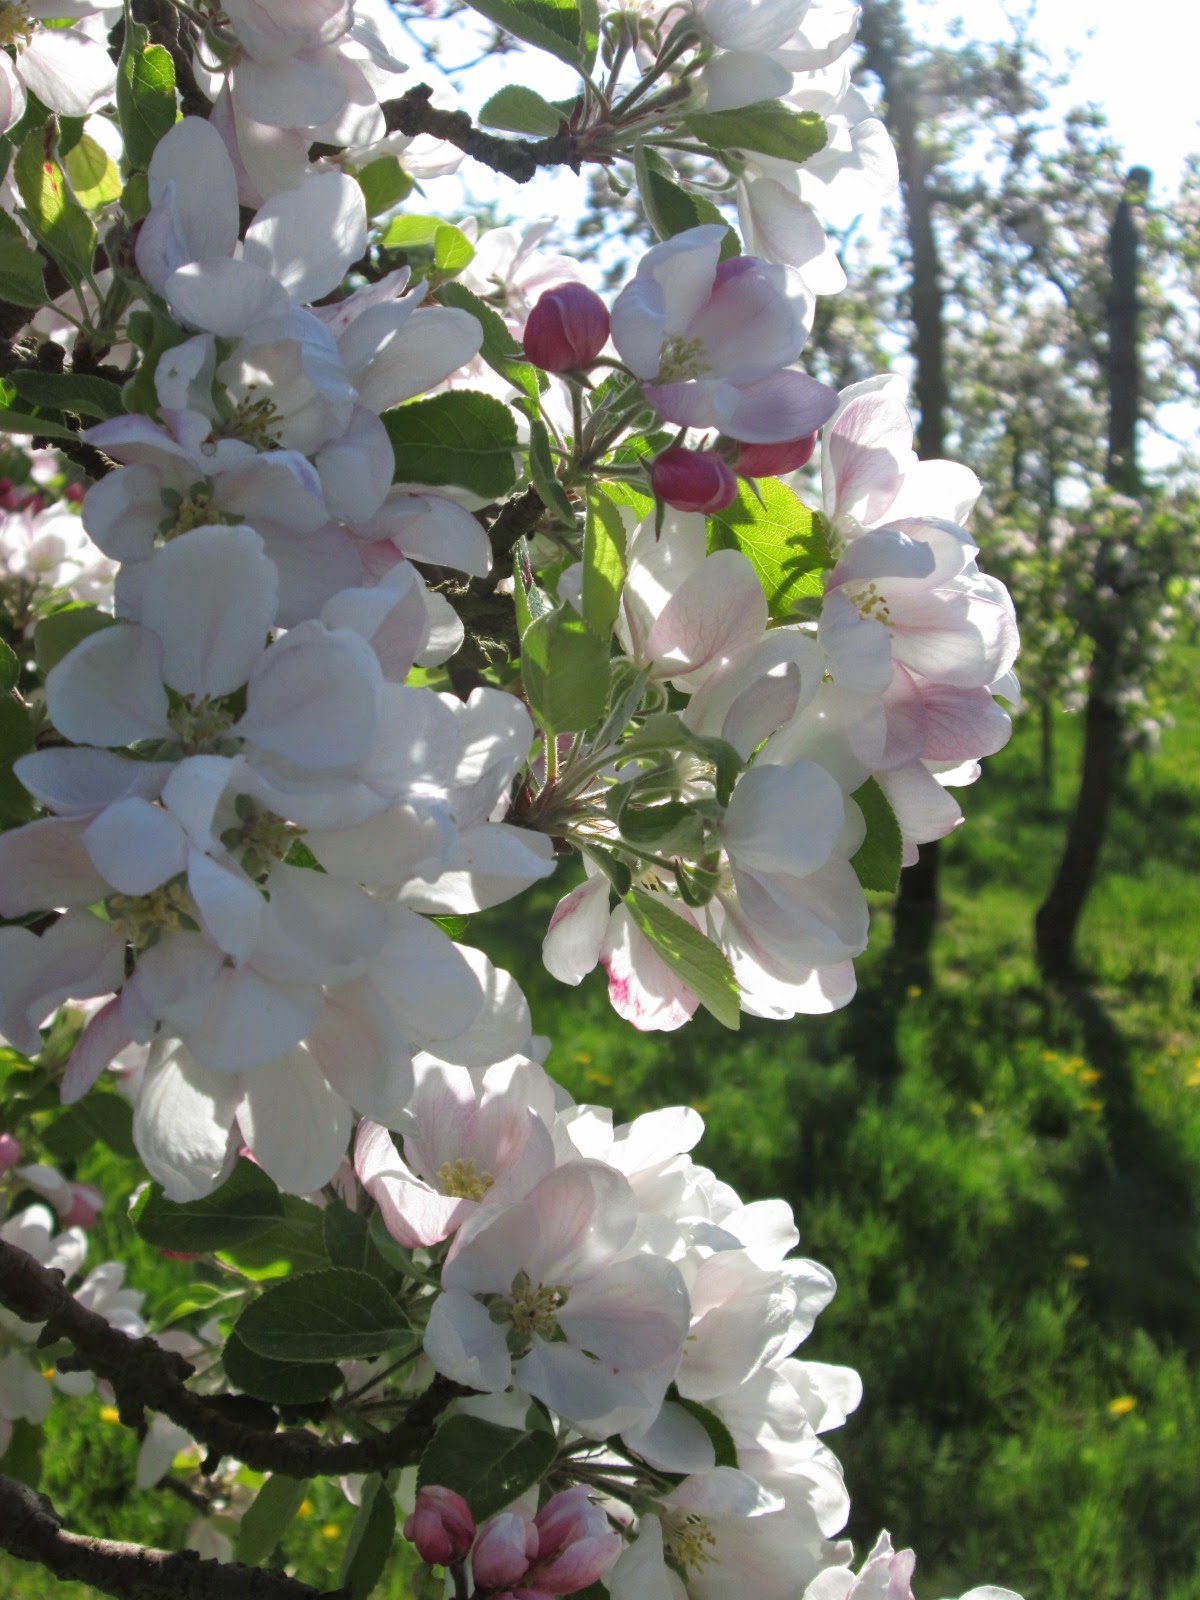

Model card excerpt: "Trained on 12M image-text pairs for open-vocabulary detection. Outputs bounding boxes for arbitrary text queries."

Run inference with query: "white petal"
[46,626,171,747]
[0,818,112,915]
[133,1049,240,1202]
[14,748,169,819]
[142,525,278,698]
[146,117,240,266]
[166,258,290,336]
[19,29,115,118]
[243,170,367,303]
[542,875,609,985]
[236,1047,352,1193]
[239,620,382,768]
[83,798,188,895]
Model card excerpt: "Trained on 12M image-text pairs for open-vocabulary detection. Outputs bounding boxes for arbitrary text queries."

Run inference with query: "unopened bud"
[733,431,817,479]
[403,1486,476,1566]
[62,1183,102,1230]
[650,447,738,514]
[472,1511,539,1588]
[529,1487,622,1593]
[523,284,610,373]
[0,1133,20,1172]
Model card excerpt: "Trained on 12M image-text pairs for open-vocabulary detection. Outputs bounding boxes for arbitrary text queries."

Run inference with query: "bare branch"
[381,84,589,183]
[0,1474,341,1600]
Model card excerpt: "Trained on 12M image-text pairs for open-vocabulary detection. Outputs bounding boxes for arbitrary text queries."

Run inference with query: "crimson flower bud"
[523,283,610,373]
[650,447,738,514]
[0,1133,20,1172]
[403,1486,476,1566]
[62,1182,102,1230]
[733,431,818,479]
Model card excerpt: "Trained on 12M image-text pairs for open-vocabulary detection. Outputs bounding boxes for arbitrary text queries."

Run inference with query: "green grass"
[4,667,1200,1599]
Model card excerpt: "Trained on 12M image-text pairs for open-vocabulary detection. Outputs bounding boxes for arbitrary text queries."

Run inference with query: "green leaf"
[383,391,518,498]
[707,483,833,620]
[617,798,704,854]
[11,370,124,420]
[598,478,653,520]
[379,213,442,251]
[850,776,903,894]
[687,102,827,165]
[234,1268,409,1363]
[0,695,36,825]
[63,134,122,210]
[117,22,177,170]
[626,887,740,1029]
[0,213,46,306]
[323,1200,401,1285]
[3,1420,43,1489]
[434,223,475,275]
[33,604,116,675]
[582,488,627,638]
[0,638,17,694]
[217,1196,328,1280]
[121,170,150,223]
[223,1332,342,1406]
[13,126,95,287]
[522,606,610,733]
[671,1393,739,1468]
[526,415,575,527]
[340,1474,397,1600]
[436,280,545,401]
[41,1092,136,1163]
[478,86,567,136]
[132,1160,286,1253]
[634,144,740,255]
[0,405,76,442]
[237,1474,311,1567]
[354,154,413,217]
[417,1415,556,1520]
[151,1280,243,1331]
[462,0,583,67]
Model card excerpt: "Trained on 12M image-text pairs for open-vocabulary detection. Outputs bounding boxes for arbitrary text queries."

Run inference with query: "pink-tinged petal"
[164,966,324,1075]
[823,389,913,528]
[688,257,812,383]
[911,679,1011,763]
[219,449,329,534]
[62,997,133,1104]
[252,865,386,985]
[320,564,429,684]
[350,307,484,412]
[400,824,556,915]
[559,1254,691,1369]
[471,1513,538,1588]
[236,1046,353,1194]
[187,852,265,961]
[542,875,609,985]
[17,28,115,118]
[723,761,845,879]
[239,621,382,769]
[46,625,170,747]
[0,915,125,1056]
[166,258,289,336]
[535,1530,624,1593]
[599,904,700,1033]
[817,589,893,694]
[243,169,366,303]
[0,818,110,916]
[144,117,240,272]
[829,529,937,588]
[364,491,491,577]
[423,1287,512,1391]
[261,521,365,628]
[875,762,963,848]
[891,590,1020,689]
[233,51,348,130]
[367,1165,464,1248]
[80,464,166,562]
[83,798,188,896]
[316,406,394,525]
[645,548,768,691]
[142,525,279,698]
[132,1050,240,1202]
[307,981,415,1122]
[14,749,170,819]
[722,369,840,444]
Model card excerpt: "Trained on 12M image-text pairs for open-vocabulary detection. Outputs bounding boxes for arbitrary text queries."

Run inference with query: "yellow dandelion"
[968,1102,984,1117]
[1059,1063,1078,1076]
[692,1101,710,1115]
[1041,1050,1059,1063]
[1078,1068,1102,1086]
[585,1070,614,1088]
[99,1406,121,1425]
[321,1523,341,1541]
[297,1500,314,1519]
[1083,1099,1104,1113]
[1186,1074,1200,1089]
[572,1051,593,1066]
[41,1368,56,1381]
[1107,1396,1137,1417]
[1066,1056,1085,1070]
[1065,1254,1089,1271]
[1140,1064,1158,1078]
[906,984,922,999]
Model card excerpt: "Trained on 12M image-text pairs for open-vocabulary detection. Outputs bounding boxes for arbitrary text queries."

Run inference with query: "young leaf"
[633,144,740,255]
[382,391,519,498]
[434,223,475,275]
[582,488,627,637]
[526,414,576,527]
[625,888,741,1030]
[116,21,177,170]
[461,0,583,68]
[63,134,122,210]
[236,1474,311,1567]
[379,213,442,251]
[340,1475,398,1600]
[10,370,124,420]
[354,154,413,217]
[850,777,903,894]
[436,280,545,401]
[479,86,567,136]
[13,127,96,288]
[234,1268,410,1363]
[707,482,833,620]
[521,606,611,732]
[33,603,116,676]
[686,102,828,165]
[132,1159,285,1252]
[0,213,45,306]
[417,1415,557,1520]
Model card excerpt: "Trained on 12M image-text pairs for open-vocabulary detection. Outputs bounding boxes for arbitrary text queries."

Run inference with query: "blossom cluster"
[0,0,1023,1596]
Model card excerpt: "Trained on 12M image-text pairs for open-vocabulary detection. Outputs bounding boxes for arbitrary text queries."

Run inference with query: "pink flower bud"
[528,1488,622,1595]
[523,284,610,373]
[64,482,86,504]
[733,431,817,479]
[0,1134,21,1172]
[650,447,738,514]
[472,1511,539,1588]
[62,1183,102,1230]
[403,1486,476,1566]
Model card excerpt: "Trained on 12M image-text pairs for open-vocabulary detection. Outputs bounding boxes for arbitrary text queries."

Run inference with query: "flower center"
[663,1512,717,1575]
[0,5,34,50]
[223,391,282,451]
[851,579,893,625]
[168,696,237,755]
[655,333,706,383]
[505,1270,568,1340]
[221,797,303,882]
[158,483,243,540]
[108,876,199,952]
[437,1157,495,1202]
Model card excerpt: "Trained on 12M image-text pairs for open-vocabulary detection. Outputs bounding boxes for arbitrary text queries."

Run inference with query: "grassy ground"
[3,669,1199,1599]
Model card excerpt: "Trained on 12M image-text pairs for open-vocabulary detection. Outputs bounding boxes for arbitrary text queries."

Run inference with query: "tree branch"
[381,85,589,184]
[0,1238,457,1478]
[0,1475,340,1600]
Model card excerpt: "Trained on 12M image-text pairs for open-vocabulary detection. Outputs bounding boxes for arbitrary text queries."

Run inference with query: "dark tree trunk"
[1035,172,1145,979]
[858,1,948,973]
